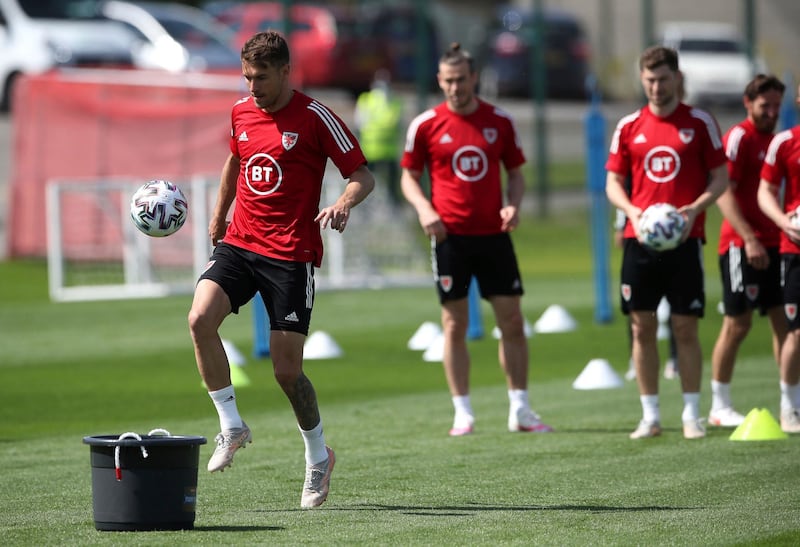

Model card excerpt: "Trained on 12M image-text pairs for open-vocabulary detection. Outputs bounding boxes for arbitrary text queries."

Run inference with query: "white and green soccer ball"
[130,180,188,237]
[638,202,686,251]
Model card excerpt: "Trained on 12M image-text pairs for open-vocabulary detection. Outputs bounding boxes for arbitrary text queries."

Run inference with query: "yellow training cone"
[201,365,252,390]
[229,364,252,388]
[729,408,787,441]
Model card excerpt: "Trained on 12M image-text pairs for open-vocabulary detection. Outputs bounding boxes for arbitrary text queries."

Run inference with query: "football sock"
[508,389,529,413]
[710,380,732,411]
[640,394,660,424]
[452,395,474,426]
[779,381,800,411]
[681,392,701,421]
[299,422,328,465]
[209,385,243,431]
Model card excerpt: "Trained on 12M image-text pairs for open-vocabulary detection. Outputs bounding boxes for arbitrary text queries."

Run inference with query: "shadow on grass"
[194,525,285,532]
[254,502,695,516]
[348,502,694,515]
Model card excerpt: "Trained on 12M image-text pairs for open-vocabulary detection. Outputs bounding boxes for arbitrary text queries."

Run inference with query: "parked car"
[101,1,241,73]
[659,21,768,107]
[477,6,591,100]
[0,0,140,111]
[204,1,390,95]
[361,4,440,86]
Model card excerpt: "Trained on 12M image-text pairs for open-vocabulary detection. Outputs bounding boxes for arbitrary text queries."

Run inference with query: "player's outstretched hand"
[316,205,350,233]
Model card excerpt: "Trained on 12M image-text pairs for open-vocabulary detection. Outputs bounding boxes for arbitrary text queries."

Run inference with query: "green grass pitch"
[1,205,799,545]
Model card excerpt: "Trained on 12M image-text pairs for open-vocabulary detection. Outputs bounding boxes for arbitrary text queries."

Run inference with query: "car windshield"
[18,0,103,19]
[678,39,743,54]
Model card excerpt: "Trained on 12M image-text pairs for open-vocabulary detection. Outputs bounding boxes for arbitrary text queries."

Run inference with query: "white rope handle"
[114,432,148,481]
[147,428,171,437]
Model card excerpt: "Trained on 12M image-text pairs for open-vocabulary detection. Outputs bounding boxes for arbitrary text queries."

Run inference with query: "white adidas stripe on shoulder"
[404,109,437,152]
[725,125,746,161]
[308,100,354,154]
[764,129,793,166]
[609,110,642,154]
[690,107,723,149]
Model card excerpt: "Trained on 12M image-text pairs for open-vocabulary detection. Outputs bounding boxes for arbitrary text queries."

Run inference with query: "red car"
[206,1,390,95]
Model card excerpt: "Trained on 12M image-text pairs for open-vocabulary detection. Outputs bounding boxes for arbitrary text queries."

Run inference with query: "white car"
[100,1,240,73]
[660,21,768,107]
[0,0,141,112]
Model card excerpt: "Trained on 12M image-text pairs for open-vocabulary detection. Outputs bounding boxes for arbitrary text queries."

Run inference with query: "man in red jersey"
[709,75,787,428]
[606,46,728,440]
[757,83,800,433]
[401,43,552,437]
[188,31,374,507]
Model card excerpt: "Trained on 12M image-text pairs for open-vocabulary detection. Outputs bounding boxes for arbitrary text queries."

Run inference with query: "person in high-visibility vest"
[355,69,404,205]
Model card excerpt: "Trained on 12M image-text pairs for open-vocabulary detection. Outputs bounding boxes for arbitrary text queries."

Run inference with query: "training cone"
[422,333,444,362]
[729,408,788,441]
[408,321,442,350]
[221,339,247,367]
[491,319,534,340]
[229,363,252,387]
[303,331,343,360]
[533,304,577,333]
[572,358,624,390]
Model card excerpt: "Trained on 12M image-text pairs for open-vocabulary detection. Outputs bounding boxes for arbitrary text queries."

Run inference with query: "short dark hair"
[439,42,474,72]
[639,45,679,72]
[744,74,786,100]
[241,31,290,69]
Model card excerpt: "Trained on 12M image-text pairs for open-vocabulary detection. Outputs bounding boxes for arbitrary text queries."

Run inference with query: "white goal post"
[46,171,431,302]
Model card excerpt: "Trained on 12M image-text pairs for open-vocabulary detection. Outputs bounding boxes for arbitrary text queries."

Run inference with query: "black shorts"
[198,242,315,334]
[432,233,524,303]
[620,237,705,317]
[781,254,800,331]
[719,245,781,316]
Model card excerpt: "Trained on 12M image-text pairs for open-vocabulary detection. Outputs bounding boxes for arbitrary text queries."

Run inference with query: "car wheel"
[0,72,18,113]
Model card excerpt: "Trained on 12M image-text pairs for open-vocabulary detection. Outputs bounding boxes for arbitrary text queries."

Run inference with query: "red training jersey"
[760,126,800,254]
[606,103,727,241]
[401,99,525,235]
[223,91,366,267]
[717,118,780,254]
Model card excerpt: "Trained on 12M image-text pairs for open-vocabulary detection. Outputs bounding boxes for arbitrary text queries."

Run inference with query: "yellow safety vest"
[356,90,403,161]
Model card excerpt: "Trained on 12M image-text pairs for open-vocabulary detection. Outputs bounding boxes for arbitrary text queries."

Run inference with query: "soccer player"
[400,43,552,436]
[756,83,800,434]
[710,74,787,427]
[606,45,728,440]
[188,31,374,507]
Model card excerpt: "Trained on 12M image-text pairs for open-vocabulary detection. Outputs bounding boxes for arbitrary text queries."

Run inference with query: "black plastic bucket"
[83,432,207,531]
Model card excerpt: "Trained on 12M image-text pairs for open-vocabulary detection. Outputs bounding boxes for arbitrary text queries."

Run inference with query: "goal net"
[46,170,431,302]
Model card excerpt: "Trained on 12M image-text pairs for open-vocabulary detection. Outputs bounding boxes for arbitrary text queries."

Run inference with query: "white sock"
[209,385,242,431]
[640,394,660,424]
[299,422,328,466]
[508,389,529,414]
[710,380,732,411]
[682,392,701,422]
[452,395,474,427]
[780,381,800,411]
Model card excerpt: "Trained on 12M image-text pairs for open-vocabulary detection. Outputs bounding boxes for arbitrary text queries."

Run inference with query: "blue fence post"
[584,78,613,323]
[781,71,796,131]
[252,292,270,357]
[467,276,484,340]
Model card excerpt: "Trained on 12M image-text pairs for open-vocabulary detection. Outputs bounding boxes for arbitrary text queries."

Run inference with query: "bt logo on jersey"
[245,153,283,196]
[644,145,681,183]
[453,145,488,182]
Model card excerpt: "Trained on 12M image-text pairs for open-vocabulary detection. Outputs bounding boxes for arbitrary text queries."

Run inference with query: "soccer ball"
[130,180,188,237]
[790,207,800,228]
[638,202,686,251]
